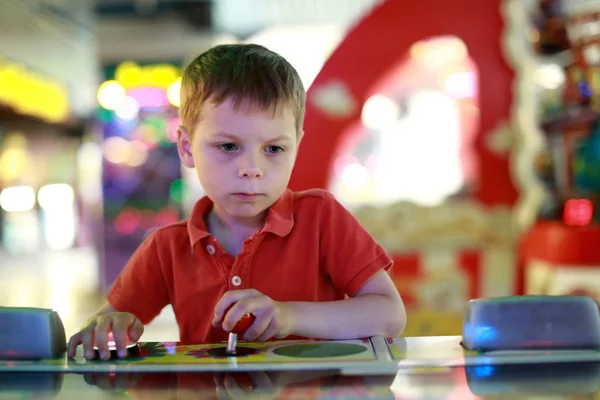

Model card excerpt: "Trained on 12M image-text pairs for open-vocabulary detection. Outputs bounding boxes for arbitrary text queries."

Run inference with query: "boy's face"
[177,98,299,224]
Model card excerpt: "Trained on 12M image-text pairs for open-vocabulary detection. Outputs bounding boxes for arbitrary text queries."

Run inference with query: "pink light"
[114,208,142,235]
[564,199,593,226]
[155,206,179,227]
[127,88,169,108]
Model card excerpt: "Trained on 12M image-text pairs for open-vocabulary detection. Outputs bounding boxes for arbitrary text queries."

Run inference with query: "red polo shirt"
[107,189,392,344]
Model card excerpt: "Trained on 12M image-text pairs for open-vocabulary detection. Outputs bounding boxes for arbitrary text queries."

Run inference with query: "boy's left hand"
[212,289,293,341]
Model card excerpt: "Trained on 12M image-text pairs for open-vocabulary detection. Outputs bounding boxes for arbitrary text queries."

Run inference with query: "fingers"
[213,289,259,328]
[229,299,278,341]
[213,291,291,341]
[94,317,113,360]
[242,305,274,341]
[248,308,286,342]
[216,292,291,340]
[66,332,82,358]
[81,322,97,360]
[68,313,143,361]
[129,317,144,343]
[221,295,267,333]
[254,318,279,342]
[114,315,143,359]
[111,314,134,359]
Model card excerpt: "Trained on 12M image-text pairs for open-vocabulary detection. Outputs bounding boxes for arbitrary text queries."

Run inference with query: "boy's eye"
[218,143,238,152]
[266,145,283,154]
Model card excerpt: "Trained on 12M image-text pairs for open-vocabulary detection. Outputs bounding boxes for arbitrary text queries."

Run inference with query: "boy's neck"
[206,207,266,238]
[206,208,266,255]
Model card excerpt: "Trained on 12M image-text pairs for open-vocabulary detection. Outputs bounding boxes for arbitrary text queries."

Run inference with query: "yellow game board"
[0,339,382,373]
[95,339,378,365]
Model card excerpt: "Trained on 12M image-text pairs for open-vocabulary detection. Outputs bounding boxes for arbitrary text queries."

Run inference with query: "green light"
[169,179,190,203]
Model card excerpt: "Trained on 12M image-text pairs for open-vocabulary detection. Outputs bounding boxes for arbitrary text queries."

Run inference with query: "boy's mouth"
[233,193,263,200]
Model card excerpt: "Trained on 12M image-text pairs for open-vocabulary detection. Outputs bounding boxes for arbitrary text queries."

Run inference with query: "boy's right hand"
[67,312,143,360]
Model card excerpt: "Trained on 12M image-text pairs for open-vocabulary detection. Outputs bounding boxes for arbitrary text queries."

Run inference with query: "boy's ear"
[177,125,195,168]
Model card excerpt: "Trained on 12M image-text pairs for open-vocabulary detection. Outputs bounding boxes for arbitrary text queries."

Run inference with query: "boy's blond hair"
[180,44,306,135]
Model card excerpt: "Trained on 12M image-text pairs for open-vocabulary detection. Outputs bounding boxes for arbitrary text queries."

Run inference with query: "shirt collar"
[187,189,294,248]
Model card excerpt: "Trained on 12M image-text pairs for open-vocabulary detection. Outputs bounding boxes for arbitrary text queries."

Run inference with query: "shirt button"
[231,276,242,286]
[206,245,215,255]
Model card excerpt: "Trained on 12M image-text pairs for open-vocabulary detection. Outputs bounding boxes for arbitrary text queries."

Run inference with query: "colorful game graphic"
[0,339,378,372]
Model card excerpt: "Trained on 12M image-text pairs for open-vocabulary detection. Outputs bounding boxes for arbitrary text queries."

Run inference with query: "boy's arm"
[285,269,405,339]
[289,192,405,339]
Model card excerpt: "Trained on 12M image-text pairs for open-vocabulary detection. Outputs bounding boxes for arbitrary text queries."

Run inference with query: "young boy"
[67,44,406,360]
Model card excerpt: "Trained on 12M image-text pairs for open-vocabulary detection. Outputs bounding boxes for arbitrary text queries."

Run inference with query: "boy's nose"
[239,167,263,179]
[239,152,263,179]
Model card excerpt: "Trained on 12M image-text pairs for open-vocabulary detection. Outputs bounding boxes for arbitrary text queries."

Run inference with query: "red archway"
[289,0,517,207]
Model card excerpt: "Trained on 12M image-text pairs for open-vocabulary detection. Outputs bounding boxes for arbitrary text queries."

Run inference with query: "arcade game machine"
[519,0,600,301]
[1,295,600,398]
[96,61,184,292]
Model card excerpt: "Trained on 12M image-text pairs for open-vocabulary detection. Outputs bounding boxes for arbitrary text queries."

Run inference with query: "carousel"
[288,0,600,335]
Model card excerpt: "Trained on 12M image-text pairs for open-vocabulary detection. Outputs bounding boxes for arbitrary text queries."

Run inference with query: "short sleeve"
[319,193,393,296]
[107,230,170,324]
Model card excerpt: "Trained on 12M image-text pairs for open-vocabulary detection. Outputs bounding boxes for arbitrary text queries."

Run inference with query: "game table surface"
[2,335,600,399]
